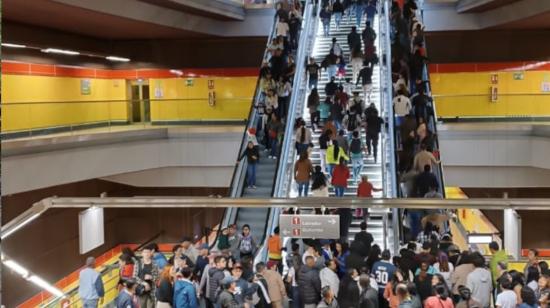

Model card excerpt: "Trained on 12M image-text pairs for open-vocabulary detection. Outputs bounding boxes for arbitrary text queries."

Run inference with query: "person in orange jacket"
[267,226,283,274]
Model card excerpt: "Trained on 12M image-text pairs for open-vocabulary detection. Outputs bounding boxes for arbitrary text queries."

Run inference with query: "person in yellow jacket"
[326,139,349,176]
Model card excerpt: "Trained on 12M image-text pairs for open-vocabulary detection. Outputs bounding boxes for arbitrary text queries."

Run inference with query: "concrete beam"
[51,0,273,37]
[423,0,550,31]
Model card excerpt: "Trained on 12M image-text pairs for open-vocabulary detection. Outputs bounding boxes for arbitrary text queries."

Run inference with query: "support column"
[503,209,521,260]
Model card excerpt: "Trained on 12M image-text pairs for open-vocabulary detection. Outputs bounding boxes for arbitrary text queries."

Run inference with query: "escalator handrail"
[415,3,447,198]
[229,14,278,199]
[255,1,317,265]
[273,1,319,199]
[209,11,279,251]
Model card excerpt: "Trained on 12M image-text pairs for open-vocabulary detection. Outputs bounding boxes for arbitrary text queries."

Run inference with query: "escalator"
[275,1,399,252]
[387,0,449,243]
[217,2,318,259]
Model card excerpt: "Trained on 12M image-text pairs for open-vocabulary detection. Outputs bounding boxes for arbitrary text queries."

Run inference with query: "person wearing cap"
[447,244,461,267]
[256,262,287,308]
[194,243,210,278]
[115,278,139,308]
[217,276,240,308]
[78,256,105,308]
[173,267,198,308]
[455,285,482,308]
[231,262,257,306]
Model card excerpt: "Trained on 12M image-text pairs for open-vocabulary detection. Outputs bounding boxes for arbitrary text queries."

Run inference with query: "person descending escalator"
[294,152,314,197]
[356,62,374,104]
[237,141,260,189]
[307,88,321,130]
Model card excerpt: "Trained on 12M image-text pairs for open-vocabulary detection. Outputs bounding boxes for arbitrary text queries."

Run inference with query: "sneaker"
[268,155,273,159]
[272,156,277,160]
[252,185,257,189]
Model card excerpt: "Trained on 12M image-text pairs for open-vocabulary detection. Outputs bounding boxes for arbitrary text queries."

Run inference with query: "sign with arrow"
[279,214,340,239]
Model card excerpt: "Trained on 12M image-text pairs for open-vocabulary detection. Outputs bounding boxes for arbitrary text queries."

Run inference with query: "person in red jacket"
[331,157,350,197]
[356,175,382,219]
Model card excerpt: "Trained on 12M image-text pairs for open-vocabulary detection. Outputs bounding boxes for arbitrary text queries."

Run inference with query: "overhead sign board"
[279,214,340,239]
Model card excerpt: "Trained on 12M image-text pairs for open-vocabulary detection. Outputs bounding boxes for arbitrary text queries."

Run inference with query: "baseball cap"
[221,276,235,286]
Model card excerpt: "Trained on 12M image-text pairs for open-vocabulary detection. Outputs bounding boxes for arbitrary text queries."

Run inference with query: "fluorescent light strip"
[1,212,42,240]
[28,275,65,297]
[4,260,30,277]
[2,43,27,48]
[41,48,80,56]
[106,56,130,62]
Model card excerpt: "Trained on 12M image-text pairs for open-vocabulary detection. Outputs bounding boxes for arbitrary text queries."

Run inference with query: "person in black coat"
[338,268,361,308]
[345,241,367,273]
[298,256,322,306]
[347,26,362,51]
[238,141,260,189]
[353,222,374,257]
[414,164,439,197]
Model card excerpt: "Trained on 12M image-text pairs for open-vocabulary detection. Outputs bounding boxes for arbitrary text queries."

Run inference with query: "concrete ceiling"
[3,0,210,39]
[2,0,270,40]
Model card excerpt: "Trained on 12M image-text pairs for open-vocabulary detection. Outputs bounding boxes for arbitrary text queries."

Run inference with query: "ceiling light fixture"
[169,69,183,76]
[106,56,130,62]
[2,43,27,48]
[41,48,80,56]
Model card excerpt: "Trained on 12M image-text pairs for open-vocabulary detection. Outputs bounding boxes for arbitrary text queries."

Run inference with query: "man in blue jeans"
[78,257,105,308]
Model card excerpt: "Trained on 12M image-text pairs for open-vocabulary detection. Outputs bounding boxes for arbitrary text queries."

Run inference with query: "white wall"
[2,127,243,195]
[439,124,550,187]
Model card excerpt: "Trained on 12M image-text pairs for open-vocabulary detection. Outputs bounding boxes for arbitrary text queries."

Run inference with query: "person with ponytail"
[295,118,312,155]
[326,139,349,177]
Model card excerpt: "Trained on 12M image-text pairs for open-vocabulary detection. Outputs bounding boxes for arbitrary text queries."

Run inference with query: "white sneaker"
[252,185,257,189]
[268,155,273,159]
[272,156,277,160]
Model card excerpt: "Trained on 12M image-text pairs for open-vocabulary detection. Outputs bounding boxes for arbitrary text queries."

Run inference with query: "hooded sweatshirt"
[466,267,493,308]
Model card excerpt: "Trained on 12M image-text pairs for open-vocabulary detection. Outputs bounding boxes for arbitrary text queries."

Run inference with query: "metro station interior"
[2,0,550,307]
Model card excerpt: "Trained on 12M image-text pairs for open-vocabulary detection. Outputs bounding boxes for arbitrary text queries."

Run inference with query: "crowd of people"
[78,226,549,308]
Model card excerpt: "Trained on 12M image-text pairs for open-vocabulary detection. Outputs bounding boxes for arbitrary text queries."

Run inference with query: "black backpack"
[350,138,362,154]
[347,113,359,131]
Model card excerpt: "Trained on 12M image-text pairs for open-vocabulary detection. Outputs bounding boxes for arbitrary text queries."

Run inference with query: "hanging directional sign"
[279,214,340,239]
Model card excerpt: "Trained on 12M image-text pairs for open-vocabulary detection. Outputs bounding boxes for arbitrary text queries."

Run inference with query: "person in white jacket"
[320,259,340,298]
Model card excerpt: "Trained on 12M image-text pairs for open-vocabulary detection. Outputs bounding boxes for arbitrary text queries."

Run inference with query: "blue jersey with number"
[372,260,396,295]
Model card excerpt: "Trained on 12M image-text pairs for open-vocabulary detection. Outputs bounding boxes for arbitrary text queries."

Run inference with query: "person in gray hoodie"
[466,252,493,308]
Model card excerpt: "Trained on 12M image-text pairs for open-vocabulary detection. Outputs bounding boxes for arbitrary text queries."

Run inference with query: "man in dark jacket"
[347,26,361,51]
[325,76,339,97]
[359,274,379,308]
[365,109,384,163]
[298,256,322,308]
[345,241,367,272]
[207,256,227,307]
[414,164,439,197]
[354,221,374,257]
[217,276,241,308]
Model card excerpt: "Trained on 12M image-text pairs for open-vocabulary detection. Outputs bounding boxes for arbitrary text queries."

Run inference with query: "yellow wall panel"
[430,71,550,118]
[2,75,128,132]
[149,76,256,121]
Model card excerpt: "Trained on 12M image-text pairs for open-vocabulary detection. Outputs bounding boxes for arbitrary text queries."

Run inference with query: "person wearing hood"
[298,256,322,308]
[173,267,198,308]
[466,252,493,308]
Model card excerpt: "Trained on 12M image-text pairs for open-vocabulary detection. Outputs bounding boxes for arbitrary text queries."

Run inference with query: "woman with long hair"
[326,140,349,177]
[156,265,175,307]
[433,253,454,290]
[307,88,320,129]
[295,118,312,155]
[311,165,330,197]
[334,241,350,278]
